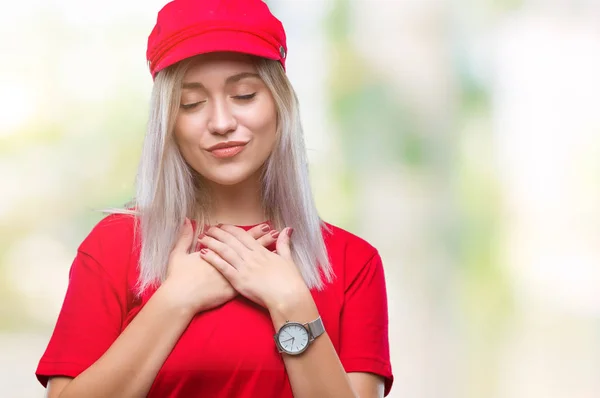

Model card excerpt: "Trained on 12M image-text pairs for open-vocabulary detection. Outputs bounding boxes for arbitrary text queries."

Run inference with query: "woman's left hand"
[198,225,310,310]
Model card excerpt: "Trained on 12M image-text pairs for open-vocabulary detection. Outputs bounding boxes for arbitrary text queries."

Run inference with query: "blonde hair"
[110,56,333,296]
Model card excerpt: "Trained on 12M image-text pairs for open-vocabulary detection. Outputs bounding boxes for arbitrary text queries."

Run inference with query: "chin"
[208,174,251,186]
[201,165,262,186]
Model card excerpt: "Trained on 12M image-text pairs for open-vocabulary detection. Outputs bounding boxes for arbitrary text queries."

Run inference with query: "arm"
[48,284,194,398]
[269,292,384,398]
[198,225,391,398]
[42,220,279,398]
[348,373,386,398]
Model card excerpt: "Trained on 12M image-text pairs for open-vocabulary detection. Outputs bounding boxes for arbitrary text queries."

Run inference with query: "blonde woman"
[36,0,393,397]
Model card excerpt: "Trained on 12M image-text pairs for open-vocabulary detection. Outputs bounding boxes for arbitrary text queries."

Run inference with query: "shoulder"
[321,222,382,285]
[321,221,379,263]
[79,212,138,253]
[77,212,140,280]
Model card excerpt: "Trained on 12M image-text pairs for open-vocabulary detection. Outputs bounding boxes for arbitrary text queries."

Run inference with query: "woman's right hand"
[160,218,278,315]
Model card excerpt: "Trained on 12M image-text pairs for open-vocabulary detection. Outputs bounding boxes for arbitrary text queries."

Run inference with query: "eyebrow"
[181,72,261,90]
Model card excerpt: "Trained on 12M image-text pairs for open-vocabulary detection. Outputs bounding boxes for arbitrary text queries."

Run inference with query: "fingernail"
[261,224,270,232]
[216,223,223,228]
[287,228,294,237]
[270,230,280,238]
[200,248,208,255]
[198,233,205,240]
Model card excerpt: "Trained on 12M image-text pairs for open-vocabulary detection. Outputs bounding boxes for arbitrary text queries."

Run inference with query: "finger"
[204,225,250,254]
[218,224,263,251]
[255,229,280,248]
[245,223,272,240]
[199,232,245,268]
[173,218,194,254]
[199,248,238,283]
[275,227,293,261]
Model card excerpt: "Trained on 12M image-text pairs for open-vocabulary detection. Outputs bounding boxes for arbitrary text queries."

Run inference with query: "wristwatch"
[274,316,325,355]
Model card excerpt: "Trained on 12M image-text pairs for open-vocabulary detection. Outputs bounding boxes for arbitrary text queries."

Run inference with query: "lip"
[207,141,248,159]
[207,141,249,151]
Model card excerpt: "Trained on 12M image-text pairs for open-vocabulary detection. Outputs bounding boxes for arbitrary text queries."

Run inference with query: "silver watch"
[274,316,325,355]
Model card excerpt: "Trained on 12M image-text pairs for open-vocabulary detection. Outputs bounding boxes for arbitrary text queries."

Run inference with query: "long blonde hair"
[110,57,333,296]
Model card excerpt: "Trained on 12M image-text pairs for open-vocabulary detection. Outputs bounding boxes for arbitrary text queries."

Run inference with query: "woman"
[36,0,393,397]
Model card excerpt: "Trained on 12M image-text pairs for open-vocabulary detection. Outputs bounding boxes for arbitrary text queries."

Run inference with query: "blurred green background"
[2,0,600,397]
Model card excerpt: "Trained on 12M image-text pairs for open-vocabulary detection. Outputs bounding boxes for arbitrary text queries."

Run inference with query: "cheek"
[253,105,278,151]
[174,116,202,153]
[173,133,204,174]
[173,129,191,158]
[250,127,277,164]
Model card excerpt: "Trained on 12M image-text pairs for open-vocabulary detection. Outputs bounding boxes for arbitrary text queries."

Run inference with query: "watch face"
[277,322,309,354]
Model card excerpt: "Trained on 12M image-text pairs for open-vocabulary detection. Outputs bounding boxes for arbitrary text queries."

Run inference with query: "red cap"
[146,0,287,78]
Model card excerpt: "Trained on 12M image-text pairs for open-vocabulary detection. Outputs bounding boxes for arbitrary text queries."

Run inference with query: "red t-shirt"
[36,214,393,396]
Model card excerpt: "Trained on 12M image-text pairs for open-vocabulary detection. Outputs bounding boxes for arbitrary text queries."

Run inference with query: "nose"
[207,98,237,135]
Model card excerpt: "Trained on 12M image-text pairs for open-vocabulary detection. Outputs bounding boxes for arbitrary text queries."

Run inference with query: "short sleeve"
[339,251,394,396]
[35,246,128,387]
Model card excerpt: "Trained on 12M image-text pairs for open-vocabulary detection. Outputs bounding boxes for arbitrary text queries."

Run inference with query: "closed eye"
[180,101,205,109]
[233,93,257,100]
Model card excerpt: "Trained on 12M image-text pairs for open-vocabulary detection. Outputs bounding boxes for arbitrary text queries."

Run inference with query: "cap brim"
[152,30,282,77]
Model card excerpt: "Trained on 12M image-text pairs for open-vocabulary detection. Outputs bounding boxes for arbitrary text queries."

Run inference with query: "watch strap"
[305,316,325,341]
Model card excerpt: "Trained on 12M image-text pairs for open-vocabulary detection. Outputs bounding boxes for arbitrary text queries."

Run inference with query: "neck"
[204,172,267,226]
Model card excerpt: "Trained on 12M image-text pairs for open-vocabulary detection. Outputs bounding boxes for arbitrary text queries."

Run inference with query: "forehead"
[182,52,258,84]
